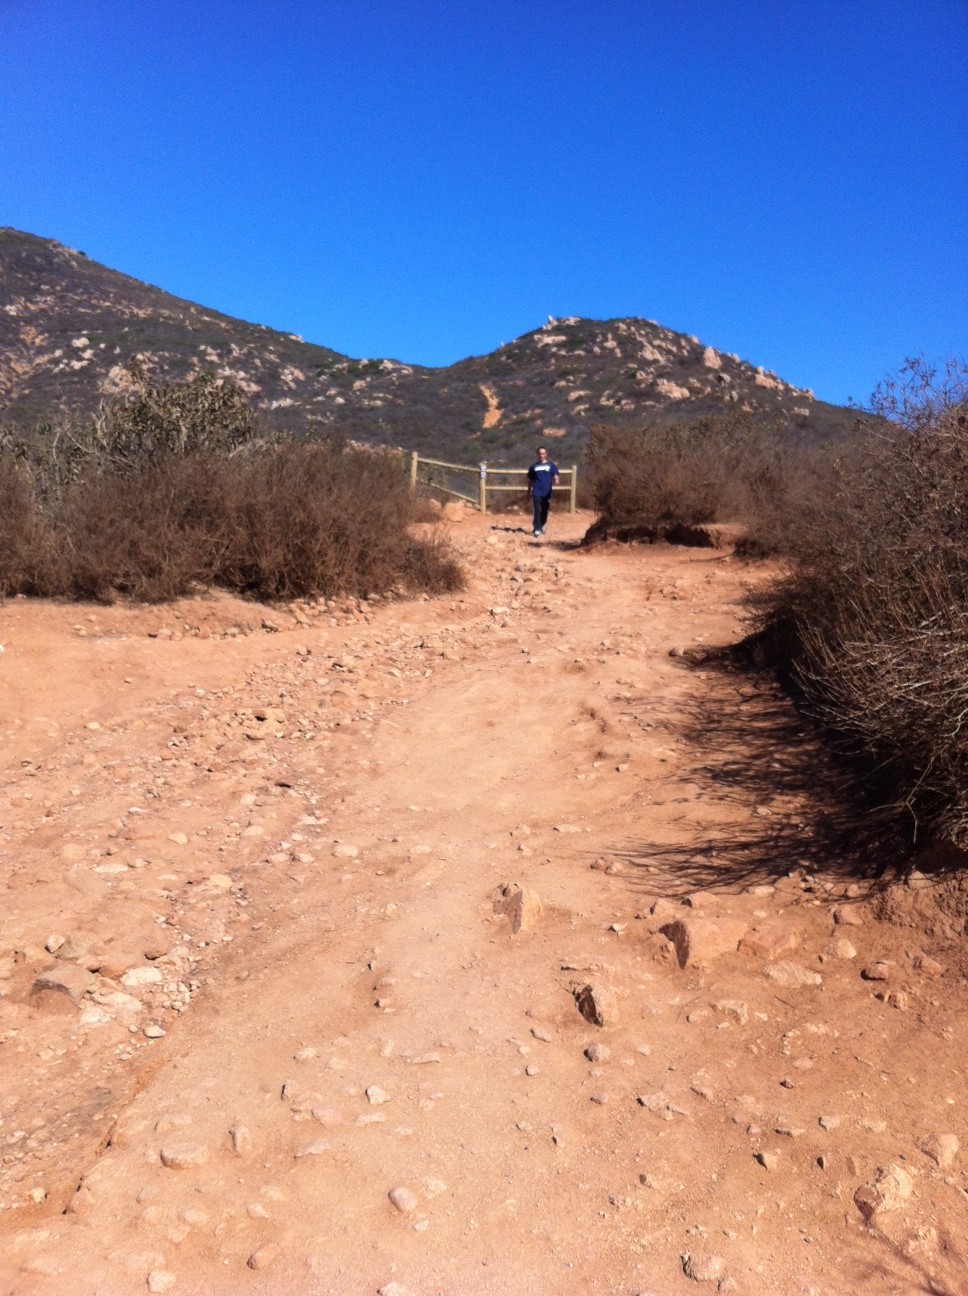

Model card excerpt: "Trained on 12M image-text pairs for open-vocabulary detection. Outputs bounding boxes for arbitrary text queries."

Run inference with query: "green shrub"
[86,361,258,464]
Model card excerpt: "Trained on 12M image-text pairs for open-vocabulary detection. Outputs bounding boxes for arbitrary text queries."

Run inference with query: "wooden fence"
[409,452,578,514]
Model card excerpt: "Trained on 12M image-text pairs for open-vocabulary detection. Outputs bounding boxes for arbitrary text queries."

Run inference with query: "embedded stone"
[575,982,618,1027]
[660,917,748,968]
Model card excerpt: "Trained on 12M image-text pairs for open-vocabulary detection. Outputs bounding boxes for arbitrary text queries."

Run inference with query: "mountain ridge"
[0,228,856,461]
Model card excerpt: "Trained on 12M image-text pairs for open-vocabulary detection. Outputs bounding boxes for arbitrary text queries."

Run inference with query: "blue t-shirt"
[528,460,559,497]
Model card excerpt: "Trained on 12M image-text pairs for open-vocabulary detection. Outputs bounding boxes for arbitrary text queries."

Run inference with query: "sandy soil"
[0,509,966,1296]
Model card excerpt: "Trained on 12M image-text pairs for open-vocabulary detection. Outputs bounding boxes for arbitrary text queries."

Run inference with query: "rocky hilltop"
[0,228,854,461]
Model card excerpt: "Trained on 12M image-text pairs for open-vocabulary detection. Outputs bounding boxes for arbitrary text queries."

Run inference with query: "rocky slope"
[1,228,856,462]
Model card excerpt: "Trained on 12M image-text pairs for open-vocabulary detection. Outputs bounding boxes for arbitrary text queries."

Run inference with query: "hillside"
[0,228,857,461]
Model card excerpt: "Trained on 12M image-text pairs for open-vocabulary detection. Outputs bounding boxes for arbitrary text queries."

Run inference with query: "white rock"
[160,1142,209,1169]
[294,1139,329,1159]
[230,1126,252,1156]
[388,1186,418,1213]
[828,939,857,959]
[763,961,822,989]
[121,966,164,988]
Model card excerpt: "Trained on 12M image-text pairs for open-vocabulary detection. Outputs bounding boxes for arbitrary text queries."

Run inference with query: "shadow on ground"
[608,649,923,900]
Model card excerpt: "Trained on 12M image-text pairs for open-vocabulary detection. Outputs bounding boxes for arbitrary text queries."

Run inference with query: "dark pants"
[531,493,551,533]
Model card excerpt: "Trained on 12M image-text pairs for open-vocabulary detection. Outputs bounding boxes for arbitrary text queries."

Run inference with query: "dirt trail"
[1,510,966,1296]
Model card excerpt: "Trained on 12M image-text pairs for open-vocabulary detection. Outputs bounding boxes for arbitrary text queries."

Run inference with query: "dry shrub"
[585,414,829,547]
[214,440,462,599]
[0,456,63,595]
[0,372,464,604]
[758,360,968,848]
[54,455,229,601]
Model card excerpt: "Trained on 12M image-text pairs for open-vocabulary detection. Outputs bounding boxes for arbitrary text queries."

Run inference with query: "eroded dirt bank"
[0,510,965,1296]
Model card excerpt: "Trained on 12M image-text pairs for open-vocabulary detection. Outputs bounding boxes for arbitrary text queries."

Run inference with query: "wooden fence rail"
[409,452,578,515]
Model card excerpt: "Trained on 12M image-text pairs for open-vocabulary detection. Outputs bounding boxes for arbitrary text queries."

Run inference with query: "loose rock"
[660,917,748,969]
[575,982,619,1027]
[230,1126,252,1156]
[294,1139,329,1159]
[762,961,822,989]
[160,1142,209,1169]
[827,939,857,960]
[682,1252,726,1282]
[920,1133,959,1169]
[833,905,864,927]
[713,999,749,1025]
[854,1164,914,1221]
[584,1042,611,1063]
[31,964,96,1007]
[247,1242,281,1270]
[495,884,543,934]
[388,1186,418,1213]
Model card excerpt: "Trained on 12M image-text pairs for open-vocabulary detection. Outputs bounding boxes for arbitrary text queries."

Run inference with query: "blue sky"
[1,0,965,405]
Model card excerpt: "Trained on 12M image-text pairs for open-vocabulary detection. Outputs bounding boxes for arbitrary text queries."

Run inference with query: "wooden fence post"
[410,451,419,490]
[479,462,487,514]
[570,464,578,513]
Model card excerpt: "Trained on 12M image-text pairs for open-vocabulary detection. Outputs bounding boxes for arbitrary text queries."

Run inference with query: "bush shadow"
[608,647,920,901]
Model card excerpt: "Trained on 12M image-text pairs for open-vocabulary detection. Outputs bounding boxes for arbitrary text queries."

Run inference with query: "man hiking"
[526,445,560,538]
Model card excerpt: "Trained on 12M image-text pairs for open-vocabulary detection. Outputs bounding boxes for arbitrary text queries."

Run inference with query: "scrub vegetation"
[754,359,968,851]
[0,369,464,603]
[584,411,832,553]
